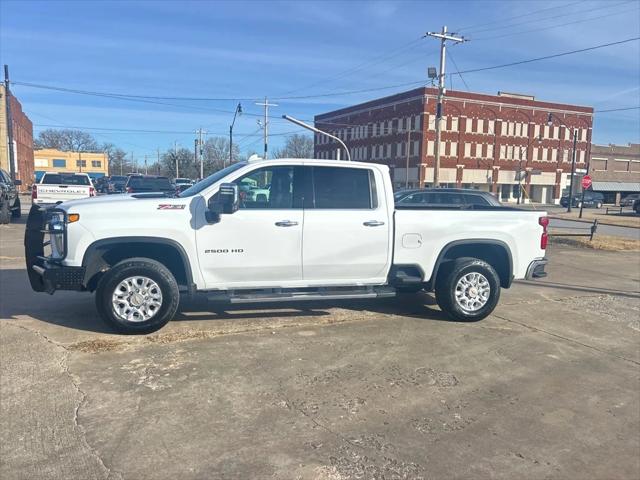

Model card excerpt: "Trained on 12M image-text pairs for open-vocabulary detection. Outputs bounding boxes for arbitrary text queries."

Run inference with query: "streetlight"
[229,102,242,168]
[547,113,578,213]
[281,115,351,161]
[517,133,542,205]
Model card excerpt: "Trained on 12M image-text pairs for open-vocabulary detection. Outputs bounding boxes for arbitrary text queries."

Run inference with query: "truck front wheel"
[435,257,501,322]
[95,257,180,334]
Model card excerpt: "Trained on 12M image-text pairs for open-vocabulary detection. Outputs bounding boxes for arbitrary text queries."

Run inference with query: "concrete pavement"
[1,209,639,479]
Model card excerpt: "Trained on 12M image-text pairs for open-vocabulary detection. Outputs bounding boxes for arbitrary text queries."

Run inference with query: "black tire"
[0,199,10,224]
[11,197,21,218]
[435,257,501,322]
[95,257,179,334]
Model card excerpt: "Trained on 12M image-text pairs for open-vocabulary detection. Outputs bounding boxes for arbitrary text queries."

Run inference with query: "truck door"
[302,165,391,284]
[196,165,305,288]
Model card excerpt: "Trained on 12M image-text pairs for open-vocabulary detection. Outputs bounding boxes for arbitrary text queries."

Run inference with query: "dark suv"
[394,188,502,208]
[0,168,22,224]
[107,175,128,194]
[560,192,604,209]
[125,175,175,195]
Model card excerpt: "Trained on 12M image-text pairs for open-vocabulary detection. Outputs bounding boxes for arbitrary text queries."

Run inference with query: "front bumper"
[525,258,548,280]
[24,205,85,294]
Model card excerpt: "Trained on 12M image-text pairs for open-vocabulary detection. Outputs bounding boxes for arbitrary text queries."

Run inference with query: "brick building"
[314,87,593,203]
[589,143,640,204]
[0,85,34,191]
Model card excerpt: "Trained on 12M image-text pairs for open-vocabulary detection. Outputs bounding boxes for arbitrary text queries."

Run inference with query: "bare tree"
[160,148,195,179]
[35,129,100,152]
[102,144,129,175]
[202,137,240,176]
[274,134,314,158]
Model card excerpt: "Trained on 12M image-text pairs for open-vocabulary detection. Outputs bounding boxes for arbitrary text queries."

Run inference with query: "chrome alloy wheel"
[112,276,163,322]
[454,272,491,312]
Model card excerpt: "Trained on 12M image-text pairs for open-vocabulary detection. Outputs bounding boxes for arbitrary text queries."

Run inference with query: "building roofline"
[315,86,594,121]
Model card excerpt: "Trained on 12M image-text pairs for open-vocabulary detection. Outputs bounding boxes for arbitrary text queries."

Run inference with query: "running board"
[205,286,396,304]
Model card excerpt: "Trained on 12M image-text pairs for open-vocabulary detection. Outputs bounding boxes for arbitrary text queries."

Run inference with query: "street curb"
[549,215,640,230]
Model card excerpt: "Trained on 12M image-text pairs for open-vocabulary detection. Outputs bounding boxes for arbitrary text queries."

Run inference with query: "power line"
[276,37,424,96]
[32,123,305,136]
[457,1,582,32]
[595,106,640,113]
[473,5,639,41]
[466,0,633,35]
[454,37,640,75]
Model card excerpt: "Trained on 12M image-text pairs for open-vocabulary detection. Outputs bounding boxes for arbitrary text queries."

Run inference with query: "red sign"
[581,175,592,190]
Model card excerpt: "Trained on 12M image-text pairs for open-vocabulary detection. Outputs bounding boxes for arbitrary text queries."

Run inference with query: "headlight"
[47,212,66,259]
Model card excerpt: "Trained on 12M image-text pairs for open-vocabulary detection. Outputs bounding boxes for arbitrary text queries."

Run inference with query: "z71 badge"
[157,204,186,210]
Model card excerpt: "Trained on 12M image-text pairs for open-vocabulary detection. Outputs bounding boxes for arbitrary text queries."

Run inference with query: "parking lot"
[1,206,639,479]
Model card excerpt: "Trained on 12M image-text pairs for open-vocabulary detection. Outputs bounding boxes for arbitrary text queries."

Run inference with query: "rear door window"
[464,194,491,207]
[312,167,375,209]
[41,174,90,185]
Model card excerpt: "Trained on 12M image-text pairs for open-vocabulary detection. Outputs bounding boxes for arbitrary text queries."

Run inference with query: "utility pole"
[78,151,82,173]
[144,155,148,174]
[255,97,277,159]
[3,65,16,181]
[425,26,465,187]
[130,152,135,173]
[195,128,207,179]
[157,148,161,174]
[567,130,578,213]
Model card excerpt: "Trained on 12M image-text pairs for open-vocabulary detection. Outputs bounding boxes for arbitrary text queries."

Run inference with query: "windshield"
[127,177,173,189]
[41,174,91,186]
[178,162,247,197]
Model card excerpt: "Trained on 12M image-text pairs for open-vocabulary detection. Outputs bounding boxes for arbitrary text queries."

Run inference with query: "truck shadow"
[0,269,450,334]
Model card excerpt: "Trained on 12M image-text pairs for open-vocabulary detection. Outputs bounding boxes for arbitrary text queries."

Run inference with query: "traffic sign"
[581,175,592,190]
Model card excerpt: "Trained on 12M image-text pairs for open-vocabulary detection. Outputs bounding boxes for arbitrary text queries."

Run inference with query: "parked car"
[32,172,95,206]
[124,175,175,195]
[394,188,502,208]
[0,168,22,224]
[175,177,194,188]
[620,193,640,207]
[107,175,128,194]
[93,176,108,194]
[633,198,640,214]
[26,158,549,334]
[560,192,604,209]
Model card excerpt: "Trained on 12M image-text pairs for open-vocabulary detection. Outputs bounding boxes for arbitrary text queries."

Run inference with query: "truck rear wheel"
[95,257,179,334]
[435,257,500,322]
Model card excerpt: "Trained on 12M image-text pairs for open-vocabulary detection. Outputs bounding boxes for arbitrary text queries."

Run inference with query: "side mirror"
[13,179,22,186]
[206,183,239,223]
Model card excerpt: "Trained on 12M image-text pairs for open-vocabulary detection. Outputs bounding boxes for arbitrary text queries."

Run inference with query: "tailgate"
[36,184,92,202]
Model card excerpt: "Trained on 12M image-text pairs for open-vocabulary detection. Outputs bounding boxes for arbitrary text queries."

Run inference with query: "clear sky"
[1,0,639,164]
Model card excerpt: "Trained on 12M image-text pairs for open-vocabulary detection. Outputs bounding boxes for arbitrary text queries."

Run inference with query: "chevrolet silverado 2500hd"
[32,172,96,206]
[25,158,548,334]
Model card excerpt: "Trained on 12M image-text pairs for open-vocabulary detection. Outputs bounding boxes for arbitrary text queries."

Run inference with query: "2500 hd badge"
[204,248,244,254]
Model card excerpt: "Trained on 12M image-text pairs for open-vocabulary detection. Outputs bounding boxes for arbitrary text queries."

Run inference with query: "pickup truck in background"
[0,168,22,224]
[32,172,96,206]
[25,158,549,334]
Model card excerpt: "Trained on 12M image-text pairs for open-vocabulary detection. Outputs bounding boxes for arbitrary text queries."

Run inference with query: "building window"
[499,145,506,159]
[52,159,66,168]
[532,147,538,161]
[476,119,484,134]
[413,140,419,156]
[76,160,87,167]
[35,158,48,168]
[630,161,640,172]
[474,144,482,158]
[451,116,459,132]
[591,158,607,170]
[579,151,585,164]
[91,160,102,168]
[450,142,457,157]
[543,125,549,139]
[427,141,434,156]
[522,123,528,137]
[551,149,557,162]
[414,114,421,130]
[464,143,471,158]
[487,144,494,159]
[614,159,629,172]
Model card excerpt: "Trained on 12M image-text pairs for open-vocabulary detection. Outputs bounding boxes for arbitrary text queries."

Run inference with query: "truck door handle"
[275,220,299,227]
[363,220,385,227]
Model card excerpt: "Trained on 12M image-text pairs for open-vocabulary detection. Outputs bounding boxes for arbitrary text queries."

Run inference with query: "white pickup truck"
[32,172,96,206]
[25,158,548,334]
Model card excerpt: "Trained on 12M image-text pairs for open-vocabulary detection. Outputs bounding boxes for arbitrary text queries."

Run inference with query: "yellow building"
[34,148,108,182]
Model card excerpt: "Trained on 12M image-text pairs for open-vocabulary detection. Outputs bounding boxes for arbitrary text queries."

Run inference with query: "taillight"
[126,187,133,193]
[539,216,549,249]
[32,185,37,199]
[89,187,96,197]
